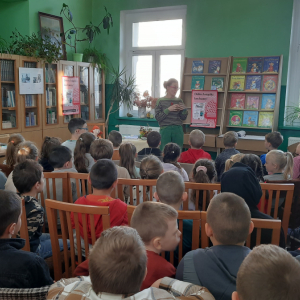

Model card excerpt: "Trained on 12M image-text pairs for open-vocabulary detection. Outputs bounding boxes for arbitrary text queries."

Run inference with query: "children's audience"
[119,142,140,178]
[74,132,96,173]
[39,136,61,172]
[162,143,189,181]
[240,154,264,182]
[233,244,300,300]
[224,153,244,173]
[293,143,300,179]
[108,130,122,160]
[215,131,239,181]
[138,131,162,157]
[178,129,211,164]
[177,192,253,300]
[61,118,88,155]
[0,190,53,288]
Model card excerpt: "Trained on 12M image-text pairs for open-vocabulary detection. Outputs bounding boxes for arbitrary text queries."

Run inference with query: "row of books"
[191,76,224,91]
[1,87,15,108]
[80,91,88,105]
[230,93,275,110]
[1,60,14,81]
[192,60,221,74]
[45,67,57,84]
[229,75,278,93]
[46,87,57,107]
[229,110,273,128]
[25,94,37,107]
[25,112,37,127]
[46,109,57,124]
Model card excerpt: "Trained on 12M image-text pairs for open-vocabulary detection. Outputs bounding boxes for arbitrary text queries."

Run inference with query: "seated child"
[138,131,162,157]
[240,154,264,182]
[162,143,189,181]
[62,118,88,155]
[108,130,122,160]
[215,131,239,181]
[0,190,53,288]
[224,153,244,173]
[176,192,254,300]
[13,160,65,258]
[178,130,211,164]
[131,202,180,290]
[119,142,140,178]
[39,136,61,172]
[233,244,300,300]
[293,143,300,179]
[48,226,214,300]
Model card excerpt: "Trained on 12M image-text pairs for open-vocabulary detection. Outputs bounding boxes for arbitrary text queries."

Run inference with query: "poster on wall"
[191,90,218,128]
[62,76,80,115]
[19,67,44,94]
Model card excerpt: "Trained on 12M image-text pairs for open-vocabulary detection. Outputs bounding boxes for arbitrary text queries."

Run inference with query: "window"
[120,6,186,117]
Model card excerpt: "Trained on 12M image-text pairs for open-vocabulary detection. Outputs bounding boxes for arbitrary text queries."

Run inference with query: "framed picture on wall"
[38,12,67,60]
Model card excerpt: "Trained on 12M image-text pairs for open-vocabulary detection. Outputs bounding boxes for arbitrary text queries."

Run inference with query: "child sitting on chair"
[108,130,122,160]
[138,131,162,157]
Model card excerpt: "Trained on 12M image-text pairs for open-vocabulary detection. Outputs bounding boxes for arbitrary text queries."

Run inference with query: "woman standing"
[155,78,187,151]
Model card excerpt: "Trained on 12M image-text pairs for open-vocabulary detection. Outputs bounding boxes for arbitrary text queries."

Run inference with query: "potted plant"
[83,47,110,74]
[0,37,10,54]
[60,3,113,62]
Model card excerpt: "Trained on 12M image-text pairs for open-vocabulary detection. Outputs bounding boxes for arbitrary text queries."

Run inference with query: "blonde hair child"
[224,153,245,172]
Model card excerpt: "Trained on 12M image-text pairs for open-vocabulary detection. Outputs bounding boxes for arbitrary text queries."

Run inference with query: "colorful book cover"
[245,75,262,91]
[246,57,263,73]
[191,76,205,90]
[263,56,280,73]
[211,77,224,91]
[246,96,259,109]
[262,75,278,92]
[230,93,245,109]
[243,111,258,127]
[258,112,273,128]
[230,76,245,91]
[261,94,276,110]
[208,60,221,74]
[192,60,204,74]
[232,58,247,73]
[229,110,243,126]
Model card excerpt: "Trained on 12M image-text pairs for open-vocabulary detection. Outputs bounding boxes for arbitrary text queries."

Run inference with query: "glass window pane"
[79,66,89,121]
[94,67,102,119]
[133,19,182,47]
[159,54,181,97]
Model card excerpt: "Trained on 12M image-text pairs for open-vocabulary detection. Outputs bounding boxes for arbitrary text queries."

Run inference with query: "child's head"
[67,118,87,138]
[108,130,122,148]
[0,191,22,238]
[119,142,138,179]
[90,139,113,161]
[189,129,205,149]
[240,154,264,182]
[16,141,39,164]
[40,136,61,161]
[265,150,293,179]
[13,160,44,195]
[140,155,163,179]
[131,202,180,252]
[264,131,283,151]
[223,131,238,148]
[6,134,25,168]
[89,159,118,191]
[155,171,187,208]
[89,226,147,294]
[206,192,253,246]
[49,146,72,169]
[163,142,181,169]
[233,244,300,300]
[224,153,245,172]
[74,132,96,173]
[147,131,161,148]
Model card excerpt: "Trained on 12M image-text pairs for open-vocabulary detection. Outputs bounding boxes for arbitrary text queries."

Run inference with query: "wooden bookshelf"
[92,67,105,122]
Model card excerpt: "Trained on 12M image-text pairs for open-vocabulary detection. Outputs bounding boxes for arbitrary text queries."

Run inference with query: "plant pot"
[73,53,83,62]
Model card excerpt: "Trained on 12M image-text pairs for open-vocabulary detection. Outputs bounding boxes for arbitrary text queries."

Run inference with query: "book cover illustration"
[229,110,243,126]
[263,56,280,73]
[211,77,224,91]
[262,75,278,92]
[192,60,204,74]
[246,96,259,109]
[232,58,247,73]
[208,60,221,74]
[242,111,258,127]
[230,93,245,109]
[258,112,273,128]
[230,76,245,91]
[247,57,263,73]
[191,76,205,90]
[245,75,262,91]
[261,94,275,110]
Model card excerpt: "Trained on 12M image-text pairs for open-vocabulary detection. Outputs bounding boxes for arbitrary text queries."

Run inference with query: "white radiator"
[288,137,300,146]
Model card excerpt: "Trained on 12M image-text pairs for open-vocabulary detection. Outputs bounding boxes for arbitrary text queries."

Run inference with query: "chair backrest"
[18,198,30,252]
[127,205,136,224]
[180,163,194,179]
[67,172,92,203]
[200,211,281,249]
[45,199,110,281]
[184,182,221,210]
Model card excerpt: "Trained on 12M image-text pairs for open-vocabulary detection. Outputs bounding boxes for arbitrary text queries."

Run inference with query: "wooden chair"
[180,163,194,179]
[67,173,92,203]
[127,205,136,224]
[200,211,281,249]
[45,199,110,281]
[18,199,30,252]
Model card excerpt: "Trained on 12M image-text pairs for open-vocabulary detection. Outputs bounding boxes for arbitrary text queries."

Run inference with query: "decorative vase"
[138,107,147,118]
[73,53,83,62]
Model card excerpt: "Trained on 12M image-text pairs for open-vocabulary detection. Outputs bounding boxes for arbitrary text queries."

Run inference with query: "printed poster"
[191,90,218,128]
[19,67,44,94]
[62,76,80,115]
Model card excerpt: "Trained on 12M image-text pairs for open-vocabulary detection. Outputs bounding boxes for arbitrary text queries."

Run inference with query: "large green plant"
[285,106,300,125]
[60,3,113,53]
[0,37,10,54]
[83,47,110,74]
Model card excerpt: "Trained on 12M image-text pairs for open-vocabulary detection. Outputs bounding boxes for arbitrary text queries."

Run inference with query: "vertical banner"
[62,76,80,115]
[191,90,218,128]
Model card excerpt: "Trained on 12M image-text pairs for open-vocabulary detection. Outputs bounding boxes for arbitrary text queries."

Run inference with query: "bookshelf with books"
[92,67,105,122]
[78,62,91,122]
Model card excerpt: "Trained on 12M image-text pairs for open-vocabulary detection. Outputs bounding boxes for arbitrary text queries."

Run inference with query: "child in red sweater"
[178,129,211,164]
